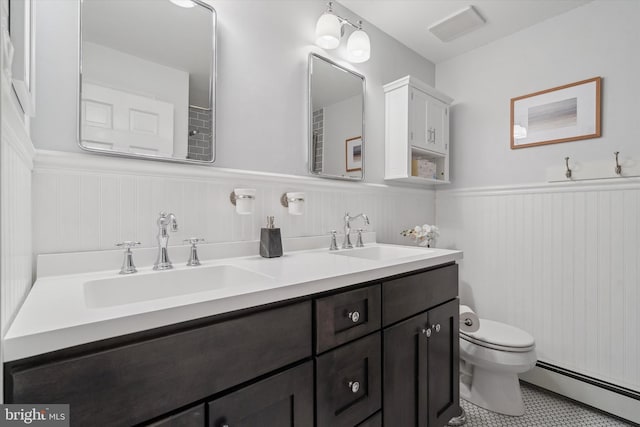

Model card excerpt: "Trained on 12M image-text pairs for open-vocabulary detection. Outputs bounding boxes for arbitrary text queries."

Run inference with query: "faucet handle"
[184,238,204,245]
[115,241,141,274]
[355,229,365,247]
[184,238,204,266]
[329,230,339,251]
[116,241,141,249]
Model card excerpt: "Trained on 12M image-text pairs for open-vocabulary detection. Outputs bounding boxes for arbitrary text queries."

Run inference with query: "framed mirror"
[79,0,216,164]
[309,53,365,180]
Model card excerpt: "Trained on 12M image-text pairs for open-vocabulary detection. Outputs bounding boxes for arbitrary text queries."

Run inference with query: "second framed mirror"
[309,54,365,180]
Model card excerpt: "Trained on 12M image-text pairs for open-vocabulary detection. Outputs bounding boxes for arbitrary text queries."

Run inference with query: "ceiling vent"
[428,5,485,42]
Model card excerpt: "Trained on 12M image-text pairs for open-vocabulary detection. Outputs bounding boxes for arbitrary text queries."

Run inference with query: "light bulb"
[315,13,341,49]
[169,0,195,8]
[347,29,370,63]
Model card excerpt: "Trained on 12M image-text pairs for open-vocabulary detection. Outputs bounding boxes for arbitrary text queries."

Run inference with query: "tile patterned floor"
[458,383,635,426]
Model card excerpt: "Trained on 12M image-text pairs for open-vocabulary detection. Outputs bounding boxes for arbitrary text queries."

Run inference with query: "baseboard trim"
[520,363,640,425]
[536,361,640,401]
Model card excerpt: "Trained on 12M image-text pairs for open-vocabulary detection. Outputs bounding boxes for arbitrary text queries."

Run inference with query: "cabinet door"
[410,89,448,155]
[410,89,429,150]
[208,362,313,427]
[426,97,448,155]
[426,299,460,427]
[383,299,459,427]
[383,311,429,427]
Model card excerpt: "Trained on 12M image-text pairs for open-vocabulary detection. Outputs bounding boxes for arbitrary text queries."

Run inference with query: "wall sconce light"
[280,192,305,216]
[230,188,256,215]
[315,2,371,63]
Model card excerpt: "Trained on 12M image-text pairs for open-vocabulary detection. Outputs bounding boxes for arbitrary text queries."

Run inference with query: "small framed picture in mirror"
[346,136,362,172]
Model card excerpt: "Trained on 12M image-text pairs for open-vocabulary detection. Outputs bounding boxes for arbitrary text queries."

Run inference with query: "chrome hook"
[614,151,622,175]
[564,157,572,179]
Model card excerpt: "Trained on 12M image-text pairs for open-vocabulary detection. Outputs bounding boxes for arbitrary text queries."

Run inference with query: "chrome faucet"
[342,212,369,249]
[154,212,178,270]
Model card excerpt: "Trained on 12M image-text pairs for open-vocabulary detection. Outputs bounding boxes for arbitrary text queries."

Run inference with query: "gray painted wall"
[31,0,436,184]
[435,0,640,189]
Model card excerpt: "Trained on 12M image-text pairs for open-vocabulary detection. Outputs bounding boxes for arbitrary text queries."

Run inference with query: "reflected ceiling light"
[315,2,371,63]
[169,0,195,8]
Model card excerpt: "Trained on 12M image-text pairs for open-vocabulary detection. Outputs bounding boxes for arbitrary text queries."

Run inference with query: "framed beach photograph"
[510,77,601,149]
[345,136,362,172]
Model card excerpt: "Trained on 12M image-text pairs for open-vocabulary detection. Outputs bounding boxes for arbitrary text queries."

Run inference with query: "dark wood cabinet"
[5,302,311,427]
[383,263,458,326]
[356,411,382,427]
[383,298,459,427]
[208,362,313,427]
[316,333,381,427]
[315,284,381,353]
[5,262,459,427]
[147,404,205,427]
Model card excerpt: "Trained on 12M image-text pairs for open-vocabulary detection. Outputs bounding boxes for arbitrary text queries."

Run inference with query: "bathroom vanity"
[4,244,461,427]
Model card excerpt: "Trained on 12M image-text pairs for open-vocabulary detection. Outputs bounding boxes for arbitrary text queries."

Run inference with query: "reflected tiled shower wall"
[312,108,324,173]
[187,107,213,161]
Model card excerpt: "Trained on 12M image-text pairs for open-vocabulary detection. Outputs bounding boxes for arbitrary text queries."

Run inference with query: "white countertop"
[4,241,462,362]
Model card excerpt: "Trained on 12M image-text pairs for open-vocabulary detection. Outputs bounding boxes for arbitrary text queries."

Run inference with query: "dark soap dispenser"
[260,216,283,258]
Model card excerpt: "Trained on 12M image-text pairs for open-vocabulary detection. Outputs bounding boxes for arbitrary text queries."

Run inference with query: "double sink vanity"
[4,234,462,427]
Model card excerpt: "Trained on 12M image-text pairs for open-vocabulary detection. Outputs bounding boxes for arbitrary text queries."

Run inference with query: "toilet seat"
[460,319,535,353]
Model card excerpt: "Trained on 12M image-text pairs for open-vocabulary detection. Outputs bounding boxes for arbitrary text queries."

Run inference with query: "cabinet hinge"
[410,131,414,140]
[411,92,414,101]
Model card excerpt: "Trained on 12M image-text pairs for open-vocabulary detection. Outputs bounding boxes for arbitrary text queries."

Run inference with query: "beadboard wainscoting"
[437,181,640,420]
[32,150,436,258]
[1,75,36,402]
[1,85,35,337]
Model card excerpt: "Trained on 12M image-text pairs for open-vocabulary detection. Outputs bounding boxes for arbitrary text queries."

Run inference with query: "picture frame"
[345,136,362,172]
[510,77,601,149]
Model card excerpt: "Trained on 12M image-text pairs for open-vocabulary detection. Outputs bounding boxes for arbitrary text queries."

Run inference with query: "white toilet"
[459,319,537,416]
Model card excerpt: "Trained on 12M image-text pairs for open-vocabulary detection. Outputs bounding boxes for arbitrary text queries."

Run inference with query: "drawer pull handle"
[434,323,441,333]
[348,380,360,393]
[422,327,432,338]
[348,311,360,323]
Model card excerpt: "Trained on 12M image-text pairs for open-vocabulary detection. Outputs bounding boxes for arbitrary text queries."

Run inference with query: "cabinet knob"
[421,327,432,338]
[434,323,441,333]
[348,380,360,393]
[348,311,360,323]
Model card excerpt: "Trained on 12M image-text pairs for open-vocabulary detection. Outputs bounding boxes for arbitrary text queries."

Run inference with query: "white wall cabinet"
[384,76,453,185]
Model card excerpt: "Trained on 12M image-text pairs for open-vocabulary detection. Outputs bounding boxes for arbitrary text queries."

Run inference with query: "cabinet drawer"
[209,362,313,427]
[383,263,457,326]
[6,302,312,427]
[316,333,381,427]
[316,285,381,353]
[148,404,205,427]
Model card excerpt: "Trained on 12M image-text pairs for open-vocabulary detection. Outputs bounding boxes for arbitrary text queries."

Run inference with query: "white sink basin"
[84,265,274,308]
[332,246,433,261]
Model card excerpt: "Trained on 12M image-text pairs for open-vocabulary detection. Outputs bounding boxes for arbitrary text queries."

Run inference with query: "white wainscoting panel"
[1,81,36,337]
[437,180,640,393]
[32,150,436,259]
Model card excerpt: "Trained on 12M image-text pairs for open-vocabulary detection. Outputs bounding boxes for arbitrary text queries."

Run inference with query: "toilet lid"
[461,319,535,352]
